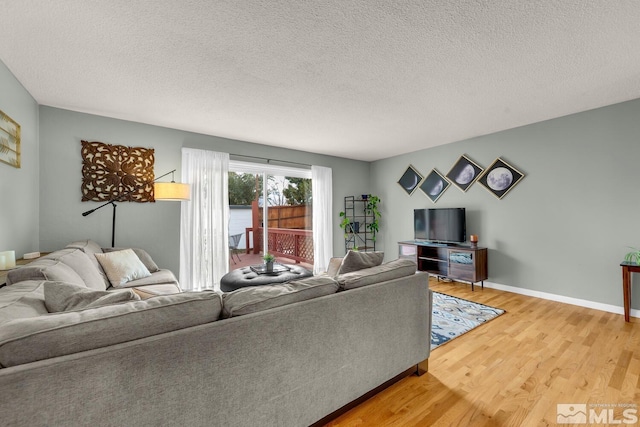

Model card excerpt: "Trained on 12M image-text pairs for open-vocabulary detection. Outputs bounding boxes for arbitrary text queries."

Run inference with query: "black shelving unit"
[343,195,376,252]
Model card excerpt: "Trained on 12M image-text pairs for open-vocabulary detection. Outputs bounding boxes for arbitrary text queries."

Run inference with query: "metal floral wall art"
[81,140,155,202]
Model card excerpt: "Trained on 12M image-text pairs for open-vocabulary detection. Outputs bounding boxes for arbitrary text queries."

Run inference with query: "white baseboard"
[481,280,639,320]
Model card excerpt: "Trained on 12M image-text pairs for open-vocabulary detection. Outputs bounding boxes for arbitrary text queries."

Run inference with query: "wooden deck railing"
[245,227,314,264]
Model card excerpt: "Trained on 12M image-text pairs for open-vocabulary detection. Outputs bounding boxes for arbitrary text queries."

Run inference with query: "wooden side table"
[620,261,640,322]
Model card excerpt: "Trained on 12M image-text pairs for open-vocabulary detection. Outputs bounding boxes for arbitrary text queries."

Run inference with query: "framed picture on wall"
[446,154,483,192]
[419,169,450,203]
[0,109,21,168]
[478,157,525,199]
[397,165,423,196]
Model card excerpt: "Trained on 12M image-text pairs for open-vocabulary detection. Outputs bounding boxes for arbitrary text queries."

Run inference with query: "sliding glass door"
[228,161,313,271]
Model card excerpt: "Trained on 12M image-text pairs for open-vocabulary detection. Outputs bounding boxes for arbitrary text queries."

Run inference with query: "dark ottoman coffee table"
[220,264,313,292]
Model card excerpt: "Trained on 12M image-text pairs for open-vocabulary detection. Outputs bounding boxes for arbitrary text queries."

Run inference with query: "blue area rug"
[431,292,505,350]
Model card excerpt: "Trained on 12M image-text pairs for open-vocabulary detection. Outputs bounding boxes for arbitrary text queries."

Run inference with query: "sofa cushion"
[102,247,159,273]
[94,249,151,287]
[222,275,338,318]
[44,281,140,313]
[41,249,107,290]
[0,281,48,326]
[6,259,86,288]
[66,239,111,288]
[336,258,417,290]
[0,290,223,367]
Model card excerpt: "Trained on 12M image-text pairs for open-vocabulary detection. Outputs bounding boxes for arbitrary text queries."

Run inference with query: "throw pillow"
[94,249,151,287]
[325,257,343,277]
[44,281,140,313]
[102,247,160,272]
[337,250,384,275]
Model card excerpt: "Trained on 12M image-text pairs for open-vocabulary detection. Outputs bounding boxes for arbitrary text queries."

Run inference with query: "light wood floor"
[326,278,640,426]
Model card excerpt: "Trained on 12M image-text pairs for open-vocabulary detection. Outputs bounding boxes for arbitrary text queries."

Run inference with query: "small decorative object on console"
[23,252,41,260]
[470,234,478,248]
[0,251,16,269]
[624,247,640,265]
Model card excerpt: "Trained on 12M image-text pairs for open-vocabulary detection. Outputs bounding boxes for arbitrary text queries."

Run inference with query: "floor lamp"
[82,169,190,247]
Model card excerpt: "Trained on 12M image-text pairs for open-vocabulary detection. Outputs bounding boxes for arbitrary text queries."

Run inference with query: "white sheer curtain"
[311,165,333,275]
[180,148,229,291]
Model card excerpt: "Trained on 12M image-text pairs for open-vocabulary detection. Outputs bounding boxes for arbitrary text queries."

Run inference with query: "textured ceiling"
[1,1,640,161]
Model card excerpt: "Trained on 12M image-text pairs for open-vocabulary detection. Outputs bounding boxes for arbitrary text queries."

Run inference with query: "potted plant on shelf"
[364,195,381,241]
[338,194,382,248]
[339,212,356,238]
[263,253,276,272]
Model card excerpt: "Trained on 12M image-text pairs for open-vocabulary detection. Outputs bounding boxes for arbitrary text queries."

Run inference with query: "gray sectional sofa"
[0,242,432,427]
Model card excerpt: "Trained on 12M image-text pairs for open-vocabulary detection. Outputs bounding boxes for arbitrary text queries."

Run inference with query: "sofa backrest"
[0,290,223,368]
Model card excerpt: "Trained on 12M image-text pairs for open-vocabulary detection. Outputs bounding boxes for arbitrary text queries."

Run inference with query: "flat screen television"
[414,208,466,243]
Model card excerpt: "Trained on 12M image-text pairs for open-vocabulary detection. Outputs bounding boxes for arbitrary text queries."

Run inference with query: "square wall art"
[398,165,423,196]
[81,140,155,202]
[446,155,483,192]
[478,157,525,199]
[420,169,450,203]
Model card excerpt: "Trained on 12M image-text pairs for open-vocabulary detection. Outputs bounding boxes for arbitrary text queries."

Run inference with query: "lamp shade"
[154,182,191,201]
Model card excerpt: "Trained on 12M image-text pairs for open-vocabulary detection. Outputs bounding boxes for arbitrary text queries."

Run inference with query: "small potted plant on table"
[263,252,276,273]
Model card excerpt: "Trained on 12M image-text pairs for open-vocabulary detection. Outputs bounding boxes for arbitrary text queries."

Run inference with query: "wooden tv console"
[398,241,488,291]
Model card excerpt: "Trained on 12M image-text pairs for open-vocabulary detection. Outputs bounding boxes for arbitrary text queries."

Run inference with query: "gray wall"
[38,106,370,273]
[5,56,639,312]
[371,99,640,309]
[0,60,39,258]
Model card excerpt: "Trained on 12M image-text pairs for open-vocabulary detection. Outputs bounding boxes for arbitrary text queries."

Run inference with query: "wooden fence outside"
[244,201,314,264]
[260,204,312,230]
